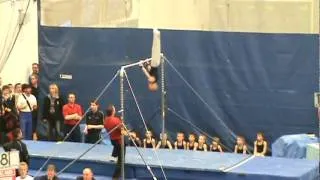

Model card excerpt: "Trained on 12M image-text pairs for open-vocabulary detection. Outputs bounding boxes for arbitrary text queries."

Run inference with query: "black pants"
[85,132,100,144]
[0,132,5,146]
[32,110,38,134]
[64,124,81,142]
[111,139,126,179]
[48,119,63,141]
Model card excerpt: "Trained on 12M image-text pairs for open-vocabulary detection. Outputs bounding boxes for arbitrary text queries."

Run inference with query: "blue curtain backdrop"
[39,26,319,150]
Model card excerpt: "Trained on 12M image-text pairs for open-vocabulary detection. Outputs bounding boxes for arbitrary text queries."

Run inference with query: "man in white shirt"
[16,162,33,180]
[17,84,37,140]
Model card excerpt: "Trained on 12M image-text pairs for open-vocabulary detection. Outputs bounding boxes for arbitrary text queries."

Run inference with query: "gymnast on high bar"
[139,29,161,92]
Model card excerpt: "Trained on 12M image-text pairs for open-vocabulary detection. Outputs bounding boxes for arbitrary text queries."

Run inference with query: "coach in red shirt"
[104,104,124,179]
[62,93,83,142]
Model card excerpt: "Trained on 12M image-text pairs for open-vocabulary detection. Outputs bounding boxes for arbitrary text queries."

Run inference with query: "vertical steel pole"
[161,56,166,135]
[120,68,125,180]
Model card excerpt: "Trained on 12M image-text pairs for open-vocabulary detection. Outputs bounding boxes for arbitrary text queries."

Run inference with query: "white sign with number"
[0,151,20,169]
[0,167,15,180]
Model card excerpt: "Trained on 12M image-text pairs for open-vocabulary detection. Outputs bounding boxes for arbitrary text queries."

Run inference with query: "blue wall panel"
[39,26,319,150]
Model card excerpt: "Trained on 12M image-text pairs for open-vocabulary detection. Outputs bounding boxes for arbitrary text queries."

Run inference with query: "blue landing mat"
[22,141,320,180]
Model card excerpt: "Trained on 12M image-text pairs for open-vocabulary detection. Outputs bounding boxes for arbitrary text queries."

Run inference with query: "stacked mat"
[306,143,320,161]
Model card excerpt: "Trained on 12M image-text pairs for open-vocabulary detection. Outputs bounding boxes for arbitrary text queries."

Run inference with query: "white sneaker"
[109,156,118,162]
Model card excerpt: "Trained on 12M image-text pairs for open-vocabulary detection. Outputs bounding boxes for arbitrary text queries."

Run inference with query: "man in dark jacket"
[3,128,30,165]
[30,73,40,140]
[35,164,59,180]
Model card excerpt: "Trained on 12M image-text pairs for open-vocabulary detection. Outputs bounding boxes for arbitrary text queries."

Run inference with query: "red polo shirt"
[63,103,83,125]
[104,116,122,142]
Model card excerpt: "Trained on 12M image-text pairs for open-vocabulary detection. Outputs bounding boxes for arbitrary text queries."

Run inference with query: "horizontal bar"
[121,58,152,69]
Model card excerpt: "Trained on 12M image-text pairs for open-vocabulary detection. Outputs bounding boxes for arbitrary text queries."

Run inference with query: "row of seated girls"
[128,131,268,156]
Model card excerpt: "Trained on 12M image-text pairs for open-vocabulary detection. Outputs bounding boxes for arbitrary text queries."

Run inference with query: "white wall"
[0,0,38,85]
[40,0,319,34]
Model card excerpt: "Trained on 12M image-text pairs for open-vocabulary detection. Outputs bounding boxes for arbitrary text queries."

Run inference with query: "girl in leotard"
[195,135,207,151]
[156,132,172,149]
[174,132,187,150]
[128,131,142,147]
[187,133,198,150]
[210,137,223,152]
[254,132,267,156]
[143,130,156,149]
[234,136,247,154]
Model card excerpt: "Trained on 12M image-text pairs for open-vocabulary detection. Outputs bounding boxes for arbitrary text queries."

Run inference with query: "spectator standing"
[62,93,82,142]
[14,83,22,107]
[84,101,104,144]
[17,84,37,140]
[7,83,14,96]
[29,63,39,84]
[42,84,65,141]
[30,73,39,140]
[30,74,39,100]
[2,85,19,142]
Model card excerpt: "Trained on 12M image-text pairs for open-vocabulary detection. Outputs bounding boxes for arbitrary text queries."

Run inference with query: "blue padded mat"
[15,141,320,180]
[272,134,319,159]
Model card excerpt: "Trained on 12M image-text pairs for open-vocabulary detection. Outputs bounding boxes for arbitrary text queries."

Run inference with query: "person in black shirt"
[30,73,40,140]
[42,84,65,141]
[84,101,104,144]
[3,128,30,165]
[30,74,39,100]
